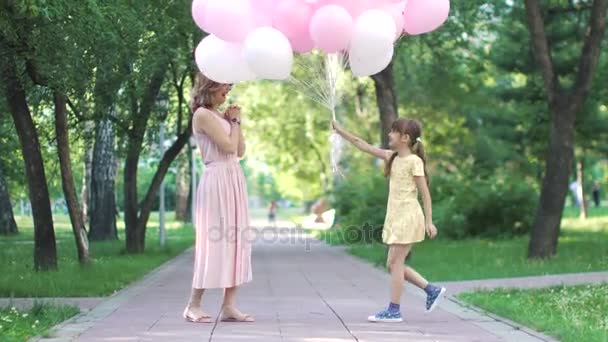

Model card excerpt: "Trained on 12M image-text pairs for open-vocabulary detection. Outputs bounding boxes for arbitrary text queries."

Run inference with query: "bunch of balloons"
[193,0,450,83]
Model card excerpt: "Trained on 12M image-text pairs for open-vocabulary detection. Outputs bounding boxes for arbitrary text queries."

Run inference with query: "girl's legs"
[404,265,428,289]
[222,286,255,322]
[387,244,412,305]
[369,244,411,322]
[403,264,446,312]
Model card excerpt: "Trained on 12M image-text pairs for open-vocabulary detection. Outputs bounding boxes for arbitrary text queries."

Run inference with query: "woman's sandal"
[183,306,213,323]
[220,306,255,323]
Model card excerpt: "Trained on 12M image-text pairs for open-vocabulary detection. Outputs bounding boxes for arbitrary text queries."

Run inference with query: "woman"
[183,73,253,323]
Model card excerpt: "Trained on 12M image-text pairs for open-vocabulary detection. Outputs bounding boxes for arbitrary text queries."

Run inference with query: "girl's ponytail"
[412,138,429,186]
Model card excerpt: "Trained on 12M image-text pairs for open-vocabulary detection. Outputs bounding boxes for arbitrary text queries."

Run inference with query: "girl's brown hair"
[384,119,428,183]
[189,72,224,112]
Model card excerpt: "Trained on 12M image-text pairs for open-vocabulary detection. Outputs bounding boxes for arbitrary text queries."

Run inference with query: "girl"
[184,73,254,323]
[332,118,446,323]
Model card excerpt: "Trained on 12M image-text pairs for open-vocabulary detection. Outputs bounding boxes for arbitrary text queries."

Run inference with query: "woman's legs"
[183,288,212,322]
[223,286,238,308]
[222,286,255,322]
[188,288,205,307]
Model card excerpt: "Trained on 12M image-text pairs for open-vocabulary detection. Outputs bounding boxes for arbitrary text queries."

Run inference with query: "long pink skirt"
[191,161,252,289]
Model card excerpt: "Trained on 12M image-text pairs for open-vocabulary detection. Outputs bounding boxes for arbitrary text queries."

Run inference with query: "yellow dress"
[382,153,426,245]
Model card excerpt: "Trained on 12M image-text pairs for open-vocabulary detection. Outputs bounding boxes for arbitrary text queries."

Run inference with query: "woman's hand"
[224,105,241,122]
[425,222,438,239]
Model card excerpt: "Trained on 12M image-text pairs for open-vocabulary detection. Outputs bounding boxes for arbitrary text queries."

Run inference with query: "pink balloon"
[309,5,353,53]
[250,0,281,12]
[192,0,209,31]
[205,0,253,42]
[403,0,450,35]
[290,33,315,53]
[274,0,314,38]
[251,7,274,27]
[379,3,405,40]
[313,0,380,18]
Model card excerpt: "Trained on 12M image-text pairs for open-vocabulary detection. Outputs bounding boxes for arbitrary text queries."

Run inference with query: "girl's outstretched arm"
[332,120,390,160]
[415,176,438,239]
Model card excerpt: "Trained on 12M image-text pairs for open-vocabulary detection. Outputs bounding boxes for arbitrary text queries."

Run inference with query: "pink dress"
[191,112,252,289]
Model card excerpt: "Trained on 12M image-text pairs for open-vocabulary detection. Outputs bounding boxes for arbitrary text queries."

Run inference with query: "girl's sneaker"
[367,309,403,323]
[426,286,447,313]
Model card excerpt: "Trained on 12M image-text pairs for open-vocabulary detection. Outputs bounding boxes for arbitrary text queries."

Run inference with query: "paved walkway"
[36,227,567,342]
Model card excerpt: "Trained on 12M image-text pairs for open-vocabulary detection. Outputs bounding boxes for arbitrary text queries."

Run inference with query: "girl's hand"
[426,222,438,239]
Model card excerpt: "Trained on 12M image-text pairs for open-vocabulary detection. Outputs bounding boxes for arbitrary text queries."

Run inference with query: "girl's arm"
[415,176,438,239]
[332,120,391,160]
[193,108,240,154]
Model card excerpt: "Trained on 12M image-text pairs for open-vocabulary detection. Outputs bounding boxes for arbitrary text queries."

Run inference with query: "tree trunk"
[0,167,18,236]
[371,62,399,149]
[81,121,95,224]
[1,52,57,271]
[89,116,118,241]
[577,159,587,219]
[125,69,166,253]
[528,103,575,259]
[54,93,90,265]
[525,0,607,259]
[175,153,190,222]
[136,121,193,250]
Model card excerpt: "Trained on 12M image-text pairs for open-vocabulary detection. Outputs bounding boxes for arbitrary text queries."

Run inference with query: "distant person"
[592,182,601,207]
[268,200,277,227]
[570,181,580,207]
[333,118,446,323]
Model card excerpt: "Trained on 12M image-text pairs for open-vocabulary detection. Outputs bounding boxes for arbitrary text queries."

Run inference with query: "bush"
[434,172,538,239]
[330,167,388,244]
[330,162,538,242]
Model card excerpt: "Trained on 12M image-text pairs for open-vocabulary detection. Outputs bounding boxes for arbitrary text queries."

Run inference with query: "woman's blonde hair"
[190,73,224,112]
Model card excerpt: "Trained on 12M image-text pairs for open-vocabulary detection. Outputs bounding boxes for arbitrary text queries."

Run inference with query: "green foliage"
[318,211,608,281]
[0,304,79,342]
[433,168,538,239]
[460,284,608,342]
[0,214,193,297]
[330,166,388,244]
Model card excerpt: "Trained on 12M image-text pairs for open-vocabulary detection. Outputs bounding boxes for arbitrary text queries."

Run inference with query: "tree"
[0,167,18,236]
[0,34,58,270]
[54,93,90,264]
[371,62,399,149]
[525,0,608,258]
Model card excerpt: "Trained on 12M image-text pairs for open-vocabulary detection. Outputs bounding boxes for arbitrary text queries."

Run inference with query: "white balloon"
[349,44,394,77]
[195,35,257,83]
[244,27,294,80]
[350,9,396,60]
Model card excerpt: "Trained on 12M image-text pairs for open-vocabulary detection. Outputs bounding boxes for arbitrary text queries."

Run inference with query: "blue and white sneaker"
[426,286,447,313]
[367,309,403,323]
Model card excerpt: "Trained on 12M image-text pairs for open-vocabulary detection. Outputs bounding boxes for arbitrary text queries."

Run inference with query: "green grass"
[315,207,608,281]
[0,213,194,297]
[0,303,79,342]
[460,284,608,342]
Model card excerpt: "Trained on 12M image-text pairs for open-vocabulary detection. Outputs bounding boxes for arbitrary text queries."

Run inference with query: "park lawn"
[0,303,79,342]
[316,207,608,281]
[459,284,608,342]
[0,213,194,297]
